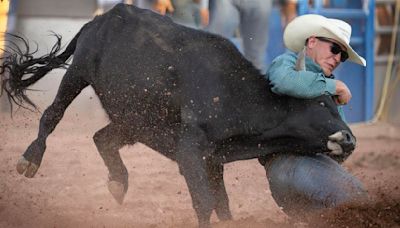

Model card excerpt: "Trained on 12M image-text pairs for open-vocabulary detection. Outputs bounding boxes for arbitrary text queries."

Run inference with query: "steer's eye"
[319,101,325,107]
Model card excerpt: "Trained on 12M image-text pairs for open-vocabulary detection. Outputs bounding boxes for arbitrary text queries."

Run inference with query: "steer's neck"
[203,66,289,141]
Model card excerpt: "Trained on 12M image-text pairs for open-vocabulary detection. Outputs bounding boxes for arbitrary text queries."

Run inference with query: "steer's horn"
[329,131,344,142]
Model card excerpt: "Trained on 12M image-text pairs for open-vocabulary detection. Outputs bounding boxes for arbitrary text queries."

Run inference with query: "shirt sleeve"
[267,53,337,99]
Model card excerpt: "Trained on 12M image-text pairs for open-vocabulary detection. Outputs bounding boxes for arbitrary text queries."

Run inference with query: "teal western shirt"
[266,51,346,121]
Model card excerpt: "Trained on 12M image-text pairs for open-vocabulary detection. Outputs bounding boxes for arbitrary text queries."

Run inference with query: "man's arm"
[267,54,337,98]
[199,0,209,27]
[152,0,174,15]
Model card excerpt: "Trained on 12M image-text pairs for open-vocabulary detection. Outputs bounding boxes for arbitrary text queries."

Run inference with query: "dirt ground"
[1,108,400,228]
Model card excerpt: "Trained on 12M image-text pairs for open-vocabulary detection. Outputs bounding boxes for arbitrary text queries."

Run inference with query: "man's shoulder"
[273,50,297,61]
[270,50,297,66]
[266,50,298,77]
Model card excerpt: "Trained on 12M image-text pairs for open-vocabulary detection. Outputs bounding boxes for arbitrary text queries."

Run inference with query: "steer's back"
[71,4,287,142]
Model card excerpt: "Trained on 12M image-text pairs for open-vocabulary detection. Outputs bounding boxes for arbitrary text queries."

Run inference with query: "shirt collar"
[305,55,323,73]
[304,55,335,78]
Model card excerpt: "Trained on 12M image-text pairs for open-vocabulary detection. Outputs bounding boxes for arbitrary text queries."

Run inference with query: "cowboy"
[268,14,366,119]
[262,14,368,217]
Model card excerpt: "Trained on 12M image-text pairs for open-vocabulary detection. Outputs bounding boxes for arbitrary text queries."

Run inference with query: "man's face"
[306,36,348,76]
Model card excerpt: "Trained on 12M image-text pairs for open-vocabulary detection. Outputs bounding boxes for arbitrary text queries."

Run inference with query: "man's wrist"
[325,78,337,95]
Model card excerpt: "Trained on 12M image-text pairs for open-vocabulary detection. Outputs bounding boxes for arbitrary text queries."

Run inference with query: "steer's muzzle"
[328,130,356,155]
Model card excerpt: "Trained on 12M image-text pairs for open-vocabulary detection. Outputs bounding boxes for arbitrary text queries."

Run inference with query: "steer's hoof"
[107,180,126,204]
[16,156,39,178]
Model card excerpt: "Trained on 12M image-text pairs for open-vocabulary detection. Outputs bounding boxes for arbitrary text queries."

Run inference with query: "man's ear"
[307,36,318,48]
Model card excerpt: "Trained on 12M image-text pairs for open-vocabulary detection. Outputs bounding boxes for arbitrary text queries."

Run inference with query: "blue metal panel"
[335,58,366,123]
[307,9,366,19]
[298,0,308,15]
[266,7,285,65]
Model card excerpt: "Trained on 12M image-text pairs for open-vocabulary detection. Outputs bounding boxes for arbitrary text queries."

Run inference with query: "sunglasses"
[315,37,349,62]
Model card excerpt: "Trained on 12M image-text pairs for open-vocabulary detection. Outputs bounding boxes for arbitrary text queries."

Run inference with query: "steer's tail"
[0,30,81,110]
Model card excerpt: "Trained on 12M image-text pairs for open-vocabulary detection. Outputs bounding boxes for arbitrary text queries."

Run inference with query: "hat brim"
[283,14,366,66]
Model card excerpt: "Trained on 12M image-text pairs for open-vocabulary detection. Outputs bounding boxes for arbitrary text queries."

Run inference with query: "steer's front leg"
[93,123,128,204]
[177,125,215,228]
[206,160,232,221]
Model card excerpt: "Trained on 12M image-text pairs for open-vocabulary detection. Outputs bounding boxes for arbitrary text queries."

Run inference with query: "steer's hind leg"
[177,125,215,228]
[93,123,128,204]
[206,160,233,221]
[17,70,89,178]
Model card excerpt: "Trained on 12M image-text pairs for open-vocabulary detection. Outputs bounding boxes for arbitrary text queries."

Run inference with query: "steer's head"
[263,95,356,162]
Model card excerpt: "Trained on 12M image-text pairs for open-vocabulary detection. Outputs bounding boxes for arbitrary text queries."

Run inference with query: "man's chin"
[323,69,333,76]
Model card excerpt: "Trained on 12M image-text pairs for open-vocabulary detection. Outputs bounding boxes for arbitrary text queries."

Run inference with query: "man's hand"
[335,80,352,105]
[153,0,174,15]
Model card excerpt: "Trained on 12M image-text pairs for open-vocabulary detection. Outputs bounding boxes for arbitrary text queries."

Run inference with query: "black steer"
[0,4,356,227]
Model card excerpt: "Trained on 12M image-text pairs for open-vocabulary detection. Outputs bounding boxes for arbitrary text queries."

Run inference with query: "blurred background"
[0,0,399,125]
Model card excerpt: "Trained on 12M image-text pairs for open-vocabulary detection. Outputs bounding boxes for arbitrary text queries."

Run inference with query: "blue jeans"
[265,153,367,216]
[207,0,272,74]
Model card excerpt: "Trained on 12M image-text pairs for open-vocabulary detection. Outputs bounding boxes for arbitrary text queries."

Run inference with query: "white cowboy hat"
[283,14,366,66]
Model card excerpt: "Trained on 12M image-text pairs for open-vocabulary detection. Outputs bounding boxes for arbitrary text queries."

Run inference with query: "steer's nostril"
[346,132,351,142]
[340,130,356,151]
[342,130,353,142]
